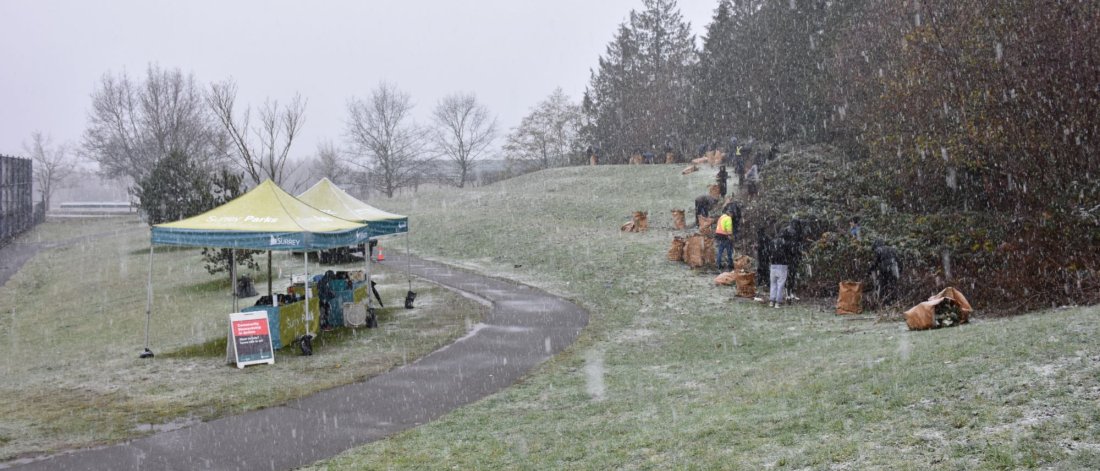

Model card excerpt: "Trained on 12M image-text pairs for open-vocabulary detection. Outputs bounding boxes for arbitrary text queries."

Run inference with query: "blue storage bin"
[241,305,281,349]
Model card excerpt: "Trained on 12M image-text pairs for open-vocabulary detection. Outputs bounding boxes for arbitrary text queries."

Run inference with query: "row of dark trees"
[584,0,1099,309]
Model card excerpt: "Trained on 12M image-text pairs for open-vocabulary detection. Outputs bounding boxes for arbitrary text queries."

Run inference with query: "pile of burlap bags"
[713,255,756,298]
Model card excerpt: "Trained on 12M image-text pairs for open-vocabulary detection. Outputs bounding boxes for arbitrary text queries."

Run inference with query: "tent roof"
[151,179,370,250]
[298,178,408,237]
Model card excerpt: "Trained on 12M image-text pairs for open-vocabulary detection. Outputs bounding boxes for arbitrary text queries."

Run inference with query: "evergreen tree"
[694,0,861,143]
[583,0,697,163]
[131,150,216,225]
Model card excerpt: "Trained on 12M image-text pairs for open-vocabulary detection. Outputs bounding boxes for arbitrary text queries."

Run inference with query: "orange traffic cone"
[376,246,385,261]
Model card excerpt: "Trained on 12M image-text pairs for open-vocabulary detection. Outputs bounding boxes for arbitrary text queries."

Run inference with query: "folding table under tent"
[142,179,371,357]
[297,177,411,309]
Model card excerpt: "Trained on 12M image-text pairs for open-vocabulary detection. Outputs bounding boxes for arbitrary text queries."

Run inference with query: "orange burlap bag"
[836,281,863,315]
[632,211,648,232]
[629,154,644,165]
[668,236,685,262]
[671,209,686,230]
[589,154,598,166]
[698,216,716,236]
[681,164,699,175]
[708,150,726,166]
[937,287,973,323]
[665,152,676,164]
[683,234,706,268]
[734,271,756,298]
[708,184,721,199]
[734,255,753,272]
[702,237,716,267]
[904,287,974,330]
[714,271,737,286]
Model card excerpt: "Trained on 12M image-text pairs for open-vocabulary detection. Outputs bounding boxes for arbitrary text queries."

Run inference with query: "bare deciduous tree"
[208,79,307,186]
[345,82,429,198]
[313,140,347,184]
[430,93,497,188]
[504,88,583,170]
[82,64,224,183]
[24,131,75,209]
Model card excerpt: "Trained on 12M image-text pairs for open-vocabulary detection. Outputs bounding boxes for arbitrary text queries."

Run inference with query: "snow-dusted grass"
[307,165,1100,469]
[0,216,486,461]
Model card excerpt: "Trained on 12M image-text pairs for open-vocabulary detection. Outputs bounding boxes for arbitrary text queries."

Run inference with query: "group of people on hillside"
[752,217,901,308]
[696,164,901,309]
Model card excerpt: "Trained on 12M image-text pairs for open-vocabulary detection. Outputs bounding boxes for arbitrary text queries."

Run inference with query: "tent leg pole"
[365,241,372,310]
[406,232,411,292]
[141,244,154,358]
[267,251,272,301]
[304,251,312,337]
[230,250,238,313]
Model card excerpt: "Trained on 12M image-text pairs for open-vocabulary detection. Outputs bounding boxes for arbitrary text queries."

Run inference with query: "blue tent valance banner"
[151,227,371,251]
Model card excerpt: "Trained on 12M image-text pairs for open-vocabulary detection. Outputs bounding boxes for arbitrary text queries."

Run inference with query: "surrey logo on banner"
[269,234,300,247]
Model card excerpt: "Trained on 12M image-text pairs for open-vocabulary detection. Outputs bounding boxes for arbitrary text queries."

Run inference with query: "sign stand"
[227,311,275,369]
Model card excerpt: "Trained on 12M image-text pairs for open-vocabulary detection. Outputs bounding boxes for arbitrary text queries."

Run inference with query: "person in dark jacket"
[755,225,772,295]
[716,166,729,198]
[694,194,719,227]
[786,218,806,301]
[724,201,742,242]
[869,239,902,306]
[768,226,797,308]
[318,270,337,330]
[734,150,746,187]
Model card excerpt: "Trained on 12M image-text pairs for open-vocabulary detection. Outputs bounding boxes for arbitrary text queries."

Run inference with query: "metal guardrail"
[57,202,135,211]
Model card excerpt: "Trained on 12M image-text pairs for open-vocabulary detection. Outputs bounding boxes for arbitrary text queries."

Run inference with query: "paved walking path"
[9,253,588,470]
[0,226,147,288]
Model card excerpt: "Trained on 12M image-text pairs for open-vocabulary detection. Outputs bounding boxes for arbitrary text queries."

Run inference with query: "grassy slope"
[0,216,486,460]
[308,165,1100,470]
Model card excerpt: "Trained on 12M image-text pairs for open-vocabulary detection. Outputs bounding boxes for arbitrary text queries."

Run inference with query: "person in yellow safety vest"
[715,207,735,271]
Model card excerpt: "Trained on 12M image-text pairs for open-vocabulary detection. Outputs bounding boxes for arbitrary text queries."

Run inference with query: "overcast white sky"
[0,0,717,161]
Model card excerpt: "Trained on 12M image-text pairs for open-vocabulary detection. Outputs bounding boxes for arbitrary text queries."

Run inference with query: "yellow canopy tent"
[297,178,413,309]
[142,180,370,357]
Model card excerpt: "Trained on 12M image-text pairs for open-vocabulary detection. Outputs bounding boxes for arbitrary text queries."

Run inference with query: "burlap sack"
[681,164,699,175]
[698,216,716,236]
[905,286,974,330]
[714,271,737,286]
[734,255,754,272]
[707,150,726,167]
[632,211,648,232]
[702,237,716,267]
[683,234,706,268]
[836,281,863,315]
[904,301,936,330]
[734,271,756,298]
[665,152,676,164]
[708,184,721,199]
[668,236,685,262]
[590,154,598,166]
[936,287,973,323]
[671,209,686,230]
[629,154,644,165]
